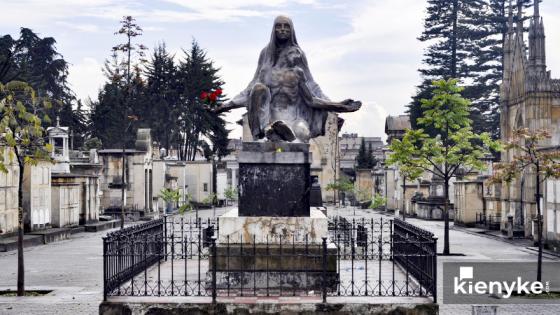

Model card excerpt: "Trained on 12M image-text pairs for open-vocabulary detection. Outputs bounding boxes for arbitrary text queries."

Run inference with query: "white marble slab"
[218,208,329,244]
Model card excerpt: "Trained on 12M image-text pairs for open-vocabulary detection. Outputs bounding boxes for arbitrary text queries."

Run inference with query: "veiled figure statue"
[216,15,361,143]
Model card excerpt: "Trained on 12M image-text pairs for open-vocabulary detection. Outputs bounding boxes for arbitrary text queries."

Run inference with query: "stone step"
[0,234,44,252]
[28,227,73,244]
[84,219,119,232]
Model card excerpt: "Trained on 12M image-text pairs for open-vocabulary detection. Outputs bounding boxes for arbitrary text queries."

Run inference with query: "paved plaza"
[0,206,559,314]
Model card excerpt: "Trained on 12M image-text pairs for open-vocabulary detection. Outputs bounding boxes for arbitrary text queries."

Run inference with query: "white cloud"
[68,57,105,105]
[55,21,100,33]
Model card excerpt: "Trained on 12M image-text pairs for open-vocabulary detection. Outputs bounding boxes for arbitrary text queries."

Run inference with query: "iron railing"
[103,218,165,300]
[103,215,438,302]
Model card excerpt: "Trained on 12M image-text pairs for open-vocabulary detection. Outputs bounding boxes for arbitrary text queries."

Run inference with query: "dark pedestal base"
[209,244,338,290]
[238,142,311,217]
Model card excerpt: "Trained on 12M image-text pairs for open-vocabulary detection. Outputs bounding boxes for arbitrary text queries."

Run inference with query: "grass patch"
[0,290,52,297]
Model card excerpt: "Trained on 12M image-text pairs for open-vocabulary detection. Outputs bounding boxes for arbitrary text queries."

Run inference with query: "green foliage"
[326,179,354,193]
[369,193,387,210]
[0,28,86,144]
[159,188,181,204]
[177,40,229,161]
[390,79,500,254]
[0,81,53,171]
[389,79,500,183]
[178,198,193,215]
[89,35,230,158]
[202,192,217,206]
[409,0,533,139]
[89,16,147,149]
[224,186,237,201]
[490,128,560,184]
[355,137,376,169]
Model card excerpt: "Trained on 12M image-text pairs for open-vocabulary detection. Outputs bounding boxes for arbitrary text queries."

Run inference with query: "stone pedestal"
[238,142,311,217]
[213,142,337,291]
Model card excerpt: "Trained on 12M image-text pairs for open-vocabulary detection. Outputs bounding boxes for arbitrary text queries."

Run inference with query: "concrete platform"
[28,228,73,244]
[0,234,43,252]
[84,220,119,232]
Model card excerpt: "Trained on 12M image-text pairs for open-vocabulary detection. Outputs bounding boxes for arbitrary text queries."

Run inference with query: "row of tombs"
[0,123,218,238]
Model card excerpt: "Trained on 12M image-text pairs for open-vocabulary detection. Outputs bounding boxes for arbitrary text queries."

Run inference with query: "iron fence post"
[103,237,107,301]
[322,237,327,303]
[432,236,438,302]
[164,215,168,261]
[212,237,217,304]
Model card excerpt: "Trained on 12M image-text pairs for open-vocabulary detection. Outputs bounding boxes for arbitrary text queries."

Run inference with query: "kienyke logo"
[454,266,549,298]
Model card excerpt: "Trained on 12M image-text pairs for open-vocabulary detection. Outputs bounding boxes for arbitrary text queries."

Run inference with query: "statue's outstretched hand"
[341,99,362,111]
[212,101,244,114]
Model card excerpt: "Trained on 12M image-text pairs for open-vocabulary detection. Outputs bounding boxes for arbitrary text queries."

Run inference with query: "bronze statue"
[216,16,361,143]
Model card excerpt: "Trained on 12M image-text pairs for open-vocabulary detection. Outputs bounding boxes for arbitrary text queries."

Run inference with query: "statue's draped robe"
[230,16,329,139]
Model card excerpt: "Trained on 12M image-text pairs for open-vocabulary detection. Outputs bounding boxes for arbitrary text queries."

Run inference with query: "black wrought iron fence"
[103,215,438,302]
[392,218,438,300]
[103,218,164,299]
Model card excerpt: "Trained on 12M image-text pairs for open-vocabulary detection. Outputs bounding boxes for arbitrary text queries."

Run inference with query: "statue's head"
[274,15,292,44]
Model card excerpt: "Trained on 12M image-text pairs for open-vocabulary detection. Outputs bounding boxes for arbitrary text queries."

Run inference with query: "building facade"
[499,1,560,243]
[0,147,19,236]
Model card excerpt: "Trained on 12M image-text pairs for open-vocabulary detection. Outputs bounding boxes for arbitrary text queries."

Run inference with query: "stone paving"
[330,206,560,315]
[0,205,559,314]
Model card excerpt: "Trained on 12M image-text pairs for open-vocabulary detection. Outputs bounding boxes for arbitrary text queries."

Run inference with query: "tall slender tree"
[390,79,500,255]
[0,81,53,296]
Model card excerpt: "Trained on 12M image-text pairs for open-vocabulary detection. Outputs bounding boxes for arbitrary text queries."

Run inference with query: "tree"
[326,178,354,206]
[0,81,53,296]
[356,137,376,169]
[224,186,237,206]
[0,28,86,143]
[144,43,180,151]
[398,164,424,221]
[490,128,560,281]
[410,1,484,132]
[112,16,147,229]
[409,0,534,138]
[177,40,228,161]
[388,79,500,255]
[466,0,533,139]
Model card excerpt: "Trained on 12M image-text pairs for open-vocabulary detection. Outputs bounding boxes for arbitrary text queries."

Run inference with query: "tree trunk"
[15,150,25,296]
[120,144,126,229]
[536,166,543,282]
[444,178,450,255]
[451,0,458,79]
[403,176,406,221]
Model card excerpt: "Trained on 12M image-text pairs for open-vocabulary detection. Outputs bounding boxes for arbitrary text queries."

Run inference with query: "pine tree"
[144,43,179,151]
[468,0,532,139]
[356,138,375,169]
[410,0,534,139]
[177,40,228,161]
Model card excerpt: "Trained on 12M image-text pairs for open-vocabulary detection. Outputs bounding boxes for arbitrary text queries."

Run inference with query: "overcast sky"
[2,0,560,141]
